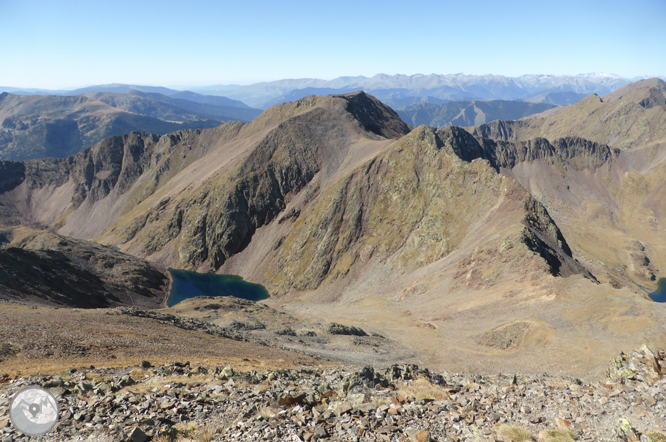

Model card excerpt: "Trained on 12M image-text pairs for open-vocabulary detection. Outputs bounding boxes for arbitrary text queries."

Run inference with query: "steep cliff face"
[476,136,619,171]
[521,197,595,279]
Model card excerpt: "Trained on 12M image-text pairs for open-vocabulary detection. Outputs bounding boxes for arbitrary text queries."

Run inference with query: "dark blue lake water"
[167,270,269,307]
[649,278,666,303]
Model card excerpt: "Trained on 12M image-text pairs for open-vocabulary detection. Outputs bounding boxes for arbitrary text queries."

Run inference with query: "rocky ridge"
[1,344,666,442]
[470,78,666,150]
[263,124,593,296]
[465,79,666,290]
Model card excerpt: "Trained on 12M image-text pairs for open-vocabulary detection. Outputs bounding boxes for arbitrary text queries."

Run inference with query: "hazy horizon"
[2,72,664,93]
[2,0,664,89]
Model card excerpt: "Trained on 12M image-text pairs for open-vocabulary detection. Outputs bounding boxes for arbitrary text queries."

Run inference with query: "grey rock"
[128,427,148,442]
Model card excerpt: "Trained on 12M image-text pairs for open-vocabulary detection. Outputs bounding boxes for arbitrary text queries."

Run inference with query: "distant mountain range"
[217,73,654,108]
[3,74,658,111]
[396,100,556,128]
[1,74,663,161]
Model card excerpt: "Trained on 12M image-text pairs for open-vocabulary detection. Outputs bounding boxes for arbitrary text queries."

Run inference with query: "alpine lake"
[167,269,269,307]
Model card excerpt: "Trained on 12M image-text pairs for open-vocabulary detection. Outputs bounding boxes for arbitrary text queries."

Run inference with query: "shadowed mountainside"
[0,228,168,308]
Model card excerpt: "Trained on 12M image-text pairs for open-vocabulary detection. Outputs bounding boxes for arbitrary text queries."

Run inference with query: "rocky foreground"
[1,346,666,442]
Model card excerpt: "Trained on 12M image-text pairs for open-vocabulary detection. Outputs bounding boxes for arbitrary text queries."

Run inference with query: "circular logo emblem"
[9,386,59,436]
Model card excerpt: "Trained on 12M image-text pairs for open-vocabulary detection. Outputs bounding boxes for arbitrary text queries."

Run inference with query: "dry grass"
[646,433,666,442]
[195,426,216,442]
[157,422,218,442]
[83,372,107,382]
[396,376,449,401]
[498,424,535,442]
[129,368,151,379]
[538,429,575,442]
[174,421,199,433]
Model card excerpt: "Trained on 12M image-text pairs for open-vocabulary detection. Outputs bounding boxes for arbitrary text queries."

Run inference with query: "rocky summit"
[1,344,666,442]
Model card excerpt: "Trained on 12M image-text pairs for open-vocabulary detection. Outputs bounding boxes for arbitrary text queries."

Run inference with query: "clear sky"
[1,0,665,89]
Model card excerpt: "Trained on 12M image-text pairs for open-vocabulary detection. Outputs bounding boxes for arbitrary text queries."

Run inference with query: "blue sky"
[1,0,665,89]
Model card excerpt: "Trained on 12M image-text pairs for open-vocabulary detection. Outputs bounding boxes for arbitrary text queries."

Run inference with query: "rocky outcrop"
[638,87,666,109]
[477,136,619,171]
[521,197,596,279]
[16,132,161,207]
[471,119,526,142]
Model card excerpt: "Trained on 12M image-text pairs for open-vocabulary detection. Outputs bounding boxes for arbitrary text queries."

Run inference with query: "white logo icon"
[9,386,59,436]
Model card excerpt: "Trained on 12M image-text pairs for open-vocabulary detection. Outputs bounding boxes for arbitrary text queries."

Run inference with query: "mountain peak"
[334,91,411,139]
[603,77,666,102]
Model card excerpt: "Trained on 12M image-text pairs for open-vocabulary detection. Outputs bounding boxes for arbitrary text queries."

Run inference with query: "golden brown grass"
[498,426,578,442]
[129,368,151,379]
[538,429,575,442]
[497,424,534,442]
[396,376,448,401]
[160,422,218,442]
[195,426,216,442]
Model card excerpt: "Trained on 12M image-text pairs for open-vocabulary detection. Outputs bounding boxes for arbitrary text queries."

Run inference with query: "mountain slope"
[0,89,663,375]
[526,91,588,106]
[0,93,222,160]
[469,79,666,291]
[86,91,262,123]
[396,100,556,128]
[472,78,666,149]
